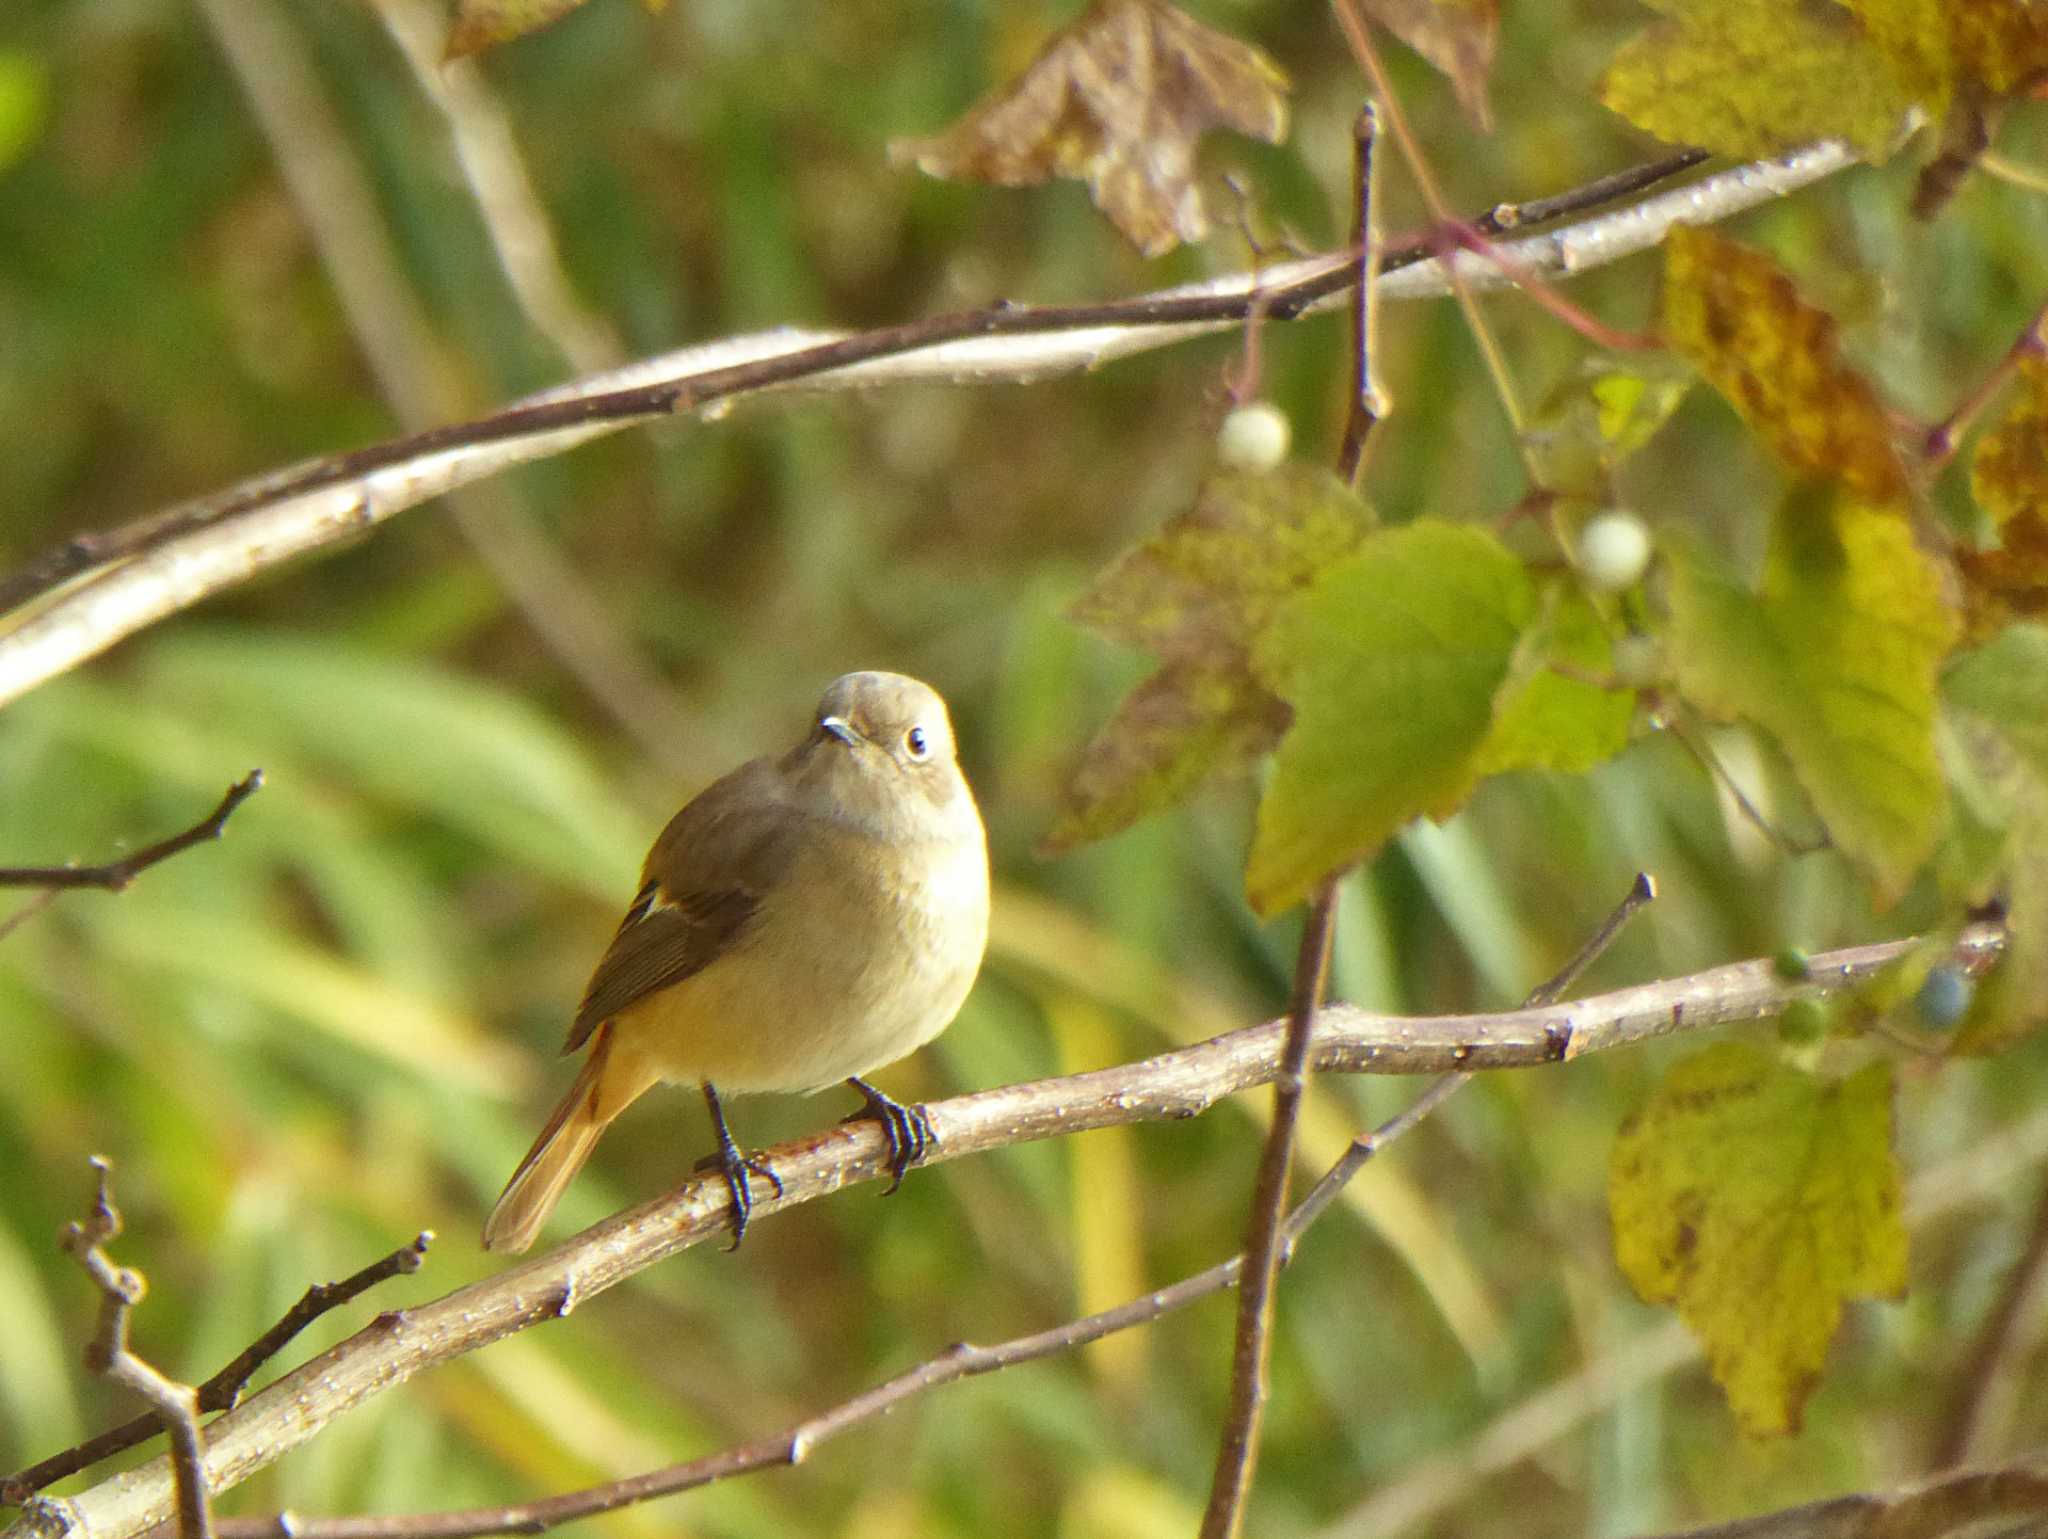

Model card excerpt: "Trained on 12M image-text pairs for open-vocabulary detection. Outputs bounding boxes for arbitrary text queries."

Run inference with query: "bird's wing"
[562,760,797,1053]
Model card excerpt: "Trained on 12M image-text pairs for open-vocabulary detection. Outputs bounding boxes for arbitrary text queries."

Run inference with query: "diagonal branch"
[137,1068,1467,1539]
[0,142,1856,710]
[0,920,1993,1539]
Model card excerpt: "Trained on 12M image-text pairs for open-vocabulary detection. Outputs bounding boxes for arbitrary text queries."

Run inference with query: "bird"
[482,671,990,1254]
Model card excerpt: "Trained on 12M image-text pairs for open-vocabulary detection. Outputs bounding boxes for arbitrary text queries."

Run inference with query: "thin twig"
[1336,104,1383,484]
[1664,712,1830,857]
[57,1160,214,1539]
[0,771,263,897]
[1331,0,1531,448]
[5,1234,432,1502]
[1932,1175,2048,1470]
[1200,881,1342,1539]
[0,143,1857,709]
[4,922,1998,1539]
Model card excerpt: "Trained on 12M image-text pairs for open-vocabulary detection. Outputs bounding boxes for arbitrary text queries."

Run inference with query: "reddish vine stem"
[1924,298,2048,464]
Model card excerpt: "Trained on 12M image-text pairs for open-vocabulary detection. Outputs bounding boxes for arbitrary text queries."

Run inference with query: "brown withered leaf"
[1356,0,1500,128]
[892,0,1289,258]
[1961,355,2048,638]
[1045,465,1371,852]
[1660,226,1911,505]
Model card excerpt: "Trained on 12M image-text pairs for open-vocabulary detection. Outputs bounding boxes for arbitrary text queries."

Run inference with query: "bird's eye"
[905,725,930,760]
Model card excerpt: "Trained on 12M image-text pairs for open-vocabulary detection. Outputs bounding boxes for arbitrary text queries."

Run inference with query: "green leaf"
[1601,0,1916,160]
[1660,227,1910,506]
[1943,624,2048,1047]
[1668,493,1956,901]
[1475,583,1635,777]
[1524,356,1694,500]
[1047,466,1374,852]
[1610,1043,1905,1436]
[1246,520,1531,915]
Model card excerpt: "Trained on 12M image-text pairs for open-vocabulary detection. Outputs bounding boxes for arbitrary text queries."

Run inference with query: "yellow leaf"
[891,0,1289,257]
[1610,1043,1905,1436]
[1661,226,1910,505]
[1668,493,1957,902]
[1602,0,1916,160]
[1963,355,2048,639]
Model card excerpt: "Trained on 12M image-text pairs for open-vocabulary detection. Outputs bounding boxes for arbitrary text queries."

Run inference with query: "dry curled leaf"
[1352,0,1500,128]
[891,0,1289,257]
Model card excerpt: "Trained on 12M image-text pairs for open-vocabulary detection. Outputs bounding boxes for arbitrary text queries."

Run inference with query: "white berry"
[1577,508,1652,592]
[1217,402,1291,471]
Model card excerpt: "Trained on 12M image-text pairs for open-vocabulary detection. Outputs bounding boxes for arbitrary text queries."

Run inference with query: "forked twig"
[5,1233,432,1502]
[57,1161,214,1539]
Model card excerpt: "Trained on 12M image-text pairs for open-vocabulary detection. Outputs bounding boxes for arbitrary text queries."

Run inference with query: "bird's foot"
[844,1076,937,1194]
[695,1084,783,1250]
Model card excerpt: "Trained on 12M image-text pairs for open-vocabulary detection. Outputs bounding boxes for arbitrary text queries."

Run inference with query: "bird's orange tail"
[483,1024,652,1253]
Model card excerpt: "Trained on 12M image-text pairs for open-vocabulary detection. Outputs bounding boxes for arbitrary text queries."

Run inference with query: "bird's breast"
[623,821,989,1095]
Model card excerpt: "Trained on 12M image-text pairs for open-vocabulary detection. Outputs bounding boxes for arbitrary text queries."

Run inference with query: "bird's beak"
[820,715,861,746]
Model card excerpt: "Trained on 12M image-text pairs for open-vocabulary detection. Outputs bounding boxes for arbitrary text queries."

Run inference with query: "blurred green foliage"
[3,1,2048,1536]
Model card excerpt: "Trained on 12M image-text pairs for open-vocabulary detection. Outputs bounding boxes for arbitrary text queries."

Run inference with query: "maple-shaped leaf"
[1601,0,1917,160]
[1660,226,1911,507]
[1668,489,1958,902]
[891,0,1289,258]
[1961,354,2048,639]
[1943,623,2048,1050]
[1246,520,1533,916]
[1610,1043,1905,1437]
[1355,0,1500,128]
[1045,466,1373,853]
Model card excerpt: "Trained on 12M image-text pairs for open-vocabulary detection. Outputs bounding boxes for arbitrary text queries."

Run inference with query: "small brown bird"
[483,672,990,1254]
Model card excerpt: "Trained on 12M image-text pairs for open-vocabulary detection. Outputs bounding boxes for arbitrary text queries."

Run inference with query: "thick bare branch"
[124,1070,1463,1539]
[1,920,1993,1539]
[0,142,1855,710]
